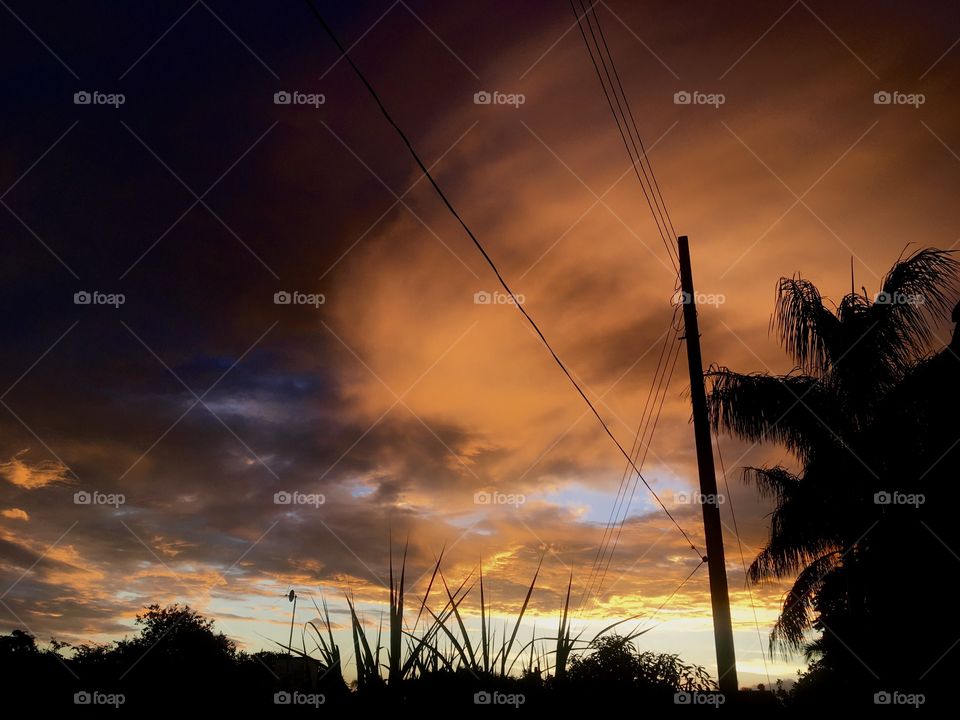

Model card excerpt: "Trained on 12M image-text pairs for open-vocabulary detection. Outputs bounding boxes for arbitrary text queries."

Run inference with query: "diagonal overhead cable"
[303,0,703,558]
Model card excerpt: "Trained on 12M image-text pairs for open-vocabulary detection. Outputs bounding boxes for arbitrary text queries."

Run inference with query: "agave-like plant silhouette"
[707,248,958,651]
[281,547,651,686]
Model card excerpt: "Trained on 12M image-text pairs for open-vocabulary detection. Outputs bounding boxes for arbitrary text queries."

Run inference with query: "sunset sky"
[2,0,959,686]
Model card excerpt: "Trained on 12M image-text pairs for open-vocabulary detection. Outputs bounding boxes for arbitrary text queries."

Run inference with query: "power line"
[575,0,675,259]
[588,2,679,245]
[578,310,673,611]
[717,437,772,686]
[594,319,684,600]
[569,0,679,271]
[637,559,705,632]
[591,318,684,603]
[303,0,703,558]
[578,304,681,612]
[569,0,707,602]
[567,0,702,608]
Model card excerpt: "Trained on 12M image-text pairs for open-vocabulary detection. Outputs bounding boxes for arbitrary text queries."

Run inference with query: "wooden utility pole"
[677,235,739,697]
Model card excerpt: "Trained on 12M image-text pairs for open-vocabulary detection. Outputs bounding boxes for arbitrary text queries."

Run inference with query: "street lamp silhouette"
[287,589,297,658]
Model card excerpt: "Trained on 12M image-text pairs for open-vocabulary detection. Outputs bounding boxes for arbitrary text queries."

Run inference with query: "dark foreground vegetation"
[1,605,782,710]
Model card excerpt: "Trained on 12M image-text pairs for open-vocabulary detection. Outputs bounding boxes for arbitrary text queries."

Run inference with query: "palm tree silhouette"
[706,248,959,687]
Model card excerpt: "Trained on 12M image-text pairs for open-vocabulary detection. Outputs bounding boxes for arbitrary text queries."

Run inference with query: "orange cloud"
[0,450,70,489]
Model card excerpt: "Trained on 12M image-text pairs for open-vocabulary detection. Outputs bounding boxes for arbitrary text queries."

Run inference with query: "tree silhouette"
[125,603,236,661]
[0,628,38,656]
[566,634,713,695]
[707,248,959,693]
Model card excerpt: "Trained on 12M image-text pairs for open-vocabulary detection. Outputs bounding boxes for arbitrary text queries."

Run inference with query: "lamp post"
[287,589,297,657]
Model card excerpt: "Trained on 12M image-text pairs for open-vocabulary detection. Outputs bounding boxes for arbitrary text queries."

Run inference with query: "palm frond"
[741,466,800,503]
[707,367,833,458]
[770,551,842,653]
[750,534,839,584]
[869,247,960,369]
[775,277,842,374]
